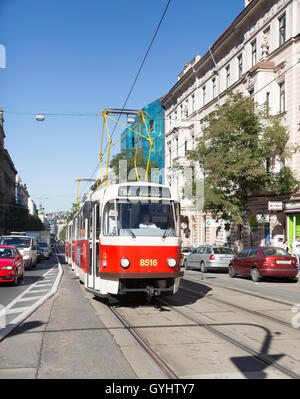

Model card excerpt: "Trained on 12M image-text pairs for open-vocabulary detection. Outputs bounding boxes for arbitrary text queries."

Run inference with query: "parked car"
[185,246,235,272]
[181,247,193,267]
[0,235,37,269]
[38,242,51,259]
[0,245,24,285]
[228,246,298,282]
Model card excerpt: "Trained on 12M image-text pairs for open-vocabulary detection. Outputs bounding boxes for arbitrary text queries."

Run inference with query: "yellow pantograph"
[75,179,97,211]
[99,108,153,182]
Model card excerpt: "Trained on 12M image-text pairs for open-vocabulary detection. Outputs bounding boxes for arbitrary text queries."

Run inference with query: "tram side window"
[104,202,117,236]
[96,205,100,236]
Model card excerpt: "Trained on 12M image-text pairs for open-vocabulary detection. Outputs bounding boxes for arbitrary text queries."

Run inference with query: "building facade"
[162,0,300,250]
[0,109,17,234]
[16,176,29,208]
[121,98,165,183]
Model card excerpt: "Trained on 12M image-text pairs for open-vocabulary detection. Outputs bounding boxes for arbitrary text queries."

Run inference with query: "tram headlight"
[167,258,176,268]
[120,258,130,268]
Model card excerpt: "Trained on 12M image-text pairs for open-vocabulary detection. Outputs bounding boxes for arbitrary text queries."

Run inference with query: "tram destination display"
[118,185,171,198]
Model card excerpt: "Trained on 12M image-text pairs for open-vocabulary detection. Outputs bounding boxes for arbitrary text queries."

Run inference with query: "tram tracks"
[109,304,179,379]
[183,275,295,307]
[180,282,293,330]
[107,290,299,379]
[155,296,300,379]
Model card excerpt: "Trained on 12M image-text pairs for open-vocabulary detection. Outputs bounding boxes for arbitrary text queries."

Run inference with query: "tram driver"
[139,213,157,229]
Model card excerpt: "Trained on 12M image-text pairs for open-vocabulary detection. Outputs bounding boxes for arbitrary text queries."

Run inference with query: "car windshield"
[103,199,180,237]
[0,237,30,248]
[182,247,192,253]
[262,248,288,256]
[213,247,234,255]
[38,242,48,248]
[0,248,14,258]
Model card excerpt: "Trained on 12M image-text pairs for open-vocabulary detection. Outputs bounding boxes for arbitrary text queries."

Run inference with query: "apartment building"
[162,0,300,249]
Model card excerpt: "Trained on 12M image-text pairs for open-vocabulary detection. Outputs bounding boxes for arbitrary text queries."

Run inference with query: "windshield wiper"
[120,221,136,239]
[162,228,174,240]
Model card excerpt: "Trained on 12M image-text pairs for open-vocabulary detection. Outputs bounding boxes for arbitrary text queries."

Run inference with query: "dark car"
[36,244,43,263]
[228,246,298,282]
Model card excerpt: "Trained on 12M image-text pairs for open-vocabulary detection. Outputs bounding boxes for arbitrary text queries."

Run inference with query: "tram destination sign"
[118,185,171,198]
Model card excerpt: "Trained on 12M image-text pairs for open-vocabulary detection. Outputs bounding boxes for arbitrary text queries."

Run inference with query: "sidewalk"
[0,265,137,379]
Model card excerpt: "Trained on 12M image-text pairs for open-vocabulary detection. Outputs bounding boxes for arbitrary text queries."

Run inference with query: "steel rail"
[183,275,295,307]
[156,297,300,379]
[180,284,293,330]
[109,304,179,379]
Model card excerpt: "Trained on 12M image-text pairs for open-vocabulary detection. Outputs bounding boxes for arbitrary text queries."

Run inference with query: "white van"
[0,235,38,269]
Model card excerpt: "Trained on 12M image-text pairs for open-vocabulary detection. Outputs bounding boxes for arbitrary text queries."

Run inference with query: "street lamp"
[36,113,45,122]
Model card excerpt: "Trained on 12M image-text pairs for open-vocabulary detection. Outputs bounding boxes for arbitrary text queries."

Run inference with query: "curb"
[0,252,64,342]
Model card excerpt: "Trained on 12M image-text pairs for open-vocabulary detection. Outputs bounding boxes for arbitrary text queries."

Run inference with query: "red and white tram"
[65,181,182,299]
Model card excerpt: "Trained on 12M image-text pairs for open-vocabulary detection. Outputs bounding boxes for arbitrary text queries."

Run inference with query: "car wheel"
[200,262,207,273]
[228,265,235,278]
[184,259,189,269]
[13,271,18,286]
[251,267,261,282]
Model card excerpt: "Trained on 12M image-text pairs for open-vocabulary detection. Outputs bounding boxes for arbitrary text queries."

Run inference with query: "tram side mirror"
[184,228,191,238]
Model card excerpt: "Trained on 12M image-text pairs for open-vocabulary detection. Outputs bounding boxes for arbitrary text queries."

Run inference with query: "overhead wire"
[79,0,172,196]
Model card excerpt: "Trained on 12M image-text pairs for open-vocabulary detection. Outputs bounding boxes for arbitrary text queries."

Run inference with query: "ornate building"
[0,109,17,234]
[162,0,300,250]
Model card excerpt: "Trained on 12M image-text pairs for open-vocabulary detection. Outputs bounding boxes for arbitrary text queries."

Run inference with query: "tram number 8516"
[140,259,158,267]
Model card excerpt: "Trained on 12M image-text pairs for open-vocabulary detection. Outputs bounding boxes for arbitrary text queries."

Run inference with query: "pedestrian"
[292,236,300,269]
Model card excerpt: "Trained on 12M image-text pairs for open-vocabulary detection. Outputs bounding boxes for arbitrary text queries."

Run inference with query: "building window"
[251,40,257,66]
[212,78,216,99]
[184,139,188,156]
[279,14,286,46]
[191,94,195,113]
[279,82,285,113]
[266,92,270,116]
[202,86,206,105]
[249,89,254,98]
[176,137,179,157]
[132,137,135,148]
[149,119,154,132]
[226,65,230,88]
[168,145,172,168]
[238,54,243,79]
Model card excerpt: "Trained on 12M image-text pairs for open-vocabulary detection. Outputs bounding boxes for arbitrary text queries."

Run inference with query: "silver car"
[185,246,235,272]
[181,247,193,267]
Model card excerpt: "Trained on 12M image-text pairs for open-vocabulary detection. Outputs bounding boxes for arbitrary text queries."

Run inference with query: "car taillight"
[210,254,215,261]
[262,257,268,266]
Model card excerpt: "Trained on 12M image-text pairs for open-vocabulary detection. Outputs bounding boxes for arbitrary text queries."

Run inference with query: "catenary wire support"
[99,108,153,182]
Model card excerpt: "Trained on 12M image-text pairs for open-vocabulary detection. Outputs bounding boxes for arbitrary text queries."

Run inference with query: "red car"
[228,246,298,282]
[0,246,25,285]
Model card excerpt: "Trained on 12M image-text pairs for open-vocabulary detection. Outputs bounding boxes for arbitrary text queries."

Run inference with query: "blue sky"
[0,0,243,213]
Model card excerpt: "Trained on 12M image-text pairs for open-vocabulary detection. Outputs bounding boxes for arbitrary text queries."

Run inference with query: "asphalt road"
[0,255,58,308]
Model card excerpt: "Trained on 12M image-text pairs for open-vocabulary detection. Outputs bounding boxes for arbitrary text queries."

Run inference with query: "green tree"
[110,148,160,181]
[185,91,299,230]
[7,202,45,232]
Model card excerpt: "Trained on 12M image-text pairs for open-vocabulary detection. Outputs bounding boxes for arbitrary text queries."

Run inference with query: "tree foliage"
[7,202,45,232]
[185,91,299,226]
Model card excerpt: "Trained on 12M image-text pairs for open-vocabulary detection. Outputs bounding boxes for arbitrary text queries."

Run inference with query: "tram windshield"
[103,199,180,237]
